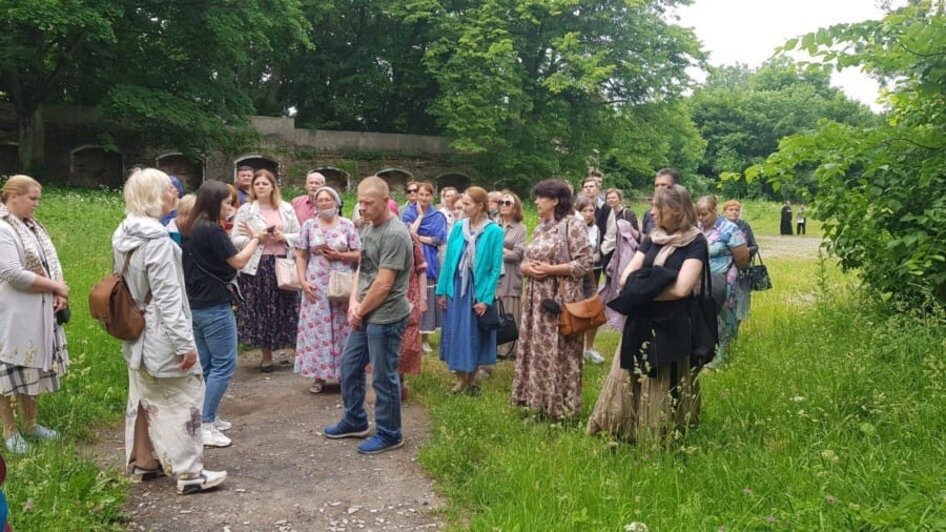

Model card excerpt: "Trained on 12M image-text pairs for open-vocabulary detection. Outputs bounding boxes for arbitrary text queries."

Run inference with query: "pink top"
[292,195,316,225]
[260,205,287,256]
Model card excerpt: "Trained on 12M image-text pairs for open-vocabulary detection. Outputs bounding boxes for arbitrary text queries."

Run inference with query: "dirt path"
[87,352,442,532]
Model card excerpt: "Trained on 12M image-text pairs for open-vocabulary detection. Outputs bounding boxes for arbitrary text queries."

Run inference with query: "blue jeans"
[191,305,238,423]
[339,318,408,440]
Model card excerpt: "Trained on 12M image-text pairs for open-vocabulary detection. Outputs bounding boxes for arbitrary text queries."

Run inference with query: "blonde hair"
[604,188,623,202]
[721,199,741,211]
[696,195,719,212]
[250,169,282,205]
[500,189,523,222]
[1,175,41,203]
[124,168,171,218]
[654,185,697,234]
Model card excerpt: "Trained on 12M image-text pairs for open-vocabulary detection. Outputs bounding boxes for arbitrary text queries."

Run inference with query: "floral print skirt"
[237,255,299,350]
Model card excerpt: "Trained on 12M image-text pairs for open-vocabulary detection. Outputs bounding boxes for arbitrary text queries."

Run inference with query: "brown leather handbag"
[89,248,151,341]
[556,219,607,336]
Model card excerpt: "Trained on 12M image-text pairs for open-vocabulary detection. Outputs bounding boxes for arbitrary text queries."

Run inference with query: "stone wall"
[0,104,475,193]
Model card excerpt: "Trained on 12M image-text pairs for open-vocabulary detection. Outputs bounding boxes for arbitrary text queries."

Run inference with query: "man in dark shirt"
[234,165,254,206]
[324,176,413,455]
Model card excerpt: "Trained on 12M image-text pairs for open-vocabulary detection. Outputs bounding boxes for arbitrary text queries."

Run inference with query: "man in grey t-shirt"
[324,176,413,455]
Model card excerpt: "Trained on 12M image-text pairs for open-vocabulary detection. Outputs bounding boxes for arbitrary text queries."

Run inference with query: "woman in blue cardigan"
[436,187,504,395]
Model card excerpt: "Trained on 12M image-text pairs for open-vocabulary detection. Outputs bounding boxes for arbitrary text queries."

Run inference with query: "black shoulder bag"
[690,246,719,368]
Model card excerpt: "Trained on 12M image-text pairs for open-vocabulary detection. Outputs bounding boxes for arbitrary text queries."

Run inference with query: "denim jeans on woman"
[191,304,237,423]
[339,318,408,441]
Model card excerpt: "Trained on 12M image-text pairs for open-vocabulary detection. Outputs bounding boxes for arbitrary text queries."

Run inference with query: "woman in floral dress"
[294,187,361,393]
[696,195,749,367]
[397,233,427,400]
[512,179,593,419]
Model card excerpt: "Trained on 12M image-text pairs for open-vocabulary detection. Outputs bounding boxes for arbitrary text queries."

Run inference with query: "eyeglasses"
[500,200,514,206]
[406,188,418,194]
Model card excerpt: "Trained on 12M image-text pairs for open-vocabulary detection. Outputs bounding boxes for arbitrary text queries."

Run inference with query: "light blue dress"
[439,241,497,373]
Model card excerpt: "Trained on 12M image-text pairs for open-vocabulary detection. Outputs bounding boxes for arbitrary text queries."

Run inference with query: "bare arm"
[619,251,646,287]
[226,235,262,270]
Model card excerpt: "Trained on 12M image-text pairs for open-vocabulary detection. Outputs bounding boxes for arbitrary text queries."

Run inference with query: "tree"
[748,2,946,304]
[0,0,311,175]
[691,58,875,198]
[396,0,703,190]
[0,1,121,174]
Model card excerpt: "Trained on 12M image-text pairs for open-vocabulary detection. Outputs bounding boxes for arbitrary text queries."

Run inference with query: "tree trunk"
[17,106,45,177]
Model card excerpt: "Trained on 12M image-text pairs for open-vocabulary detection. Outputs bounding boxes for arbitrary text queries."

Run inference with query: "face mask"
[318,207,336,219]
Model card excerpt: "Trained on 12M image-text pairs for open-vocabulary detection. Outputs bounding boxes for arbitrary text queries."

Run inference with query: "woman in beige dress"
[496,190,526,359]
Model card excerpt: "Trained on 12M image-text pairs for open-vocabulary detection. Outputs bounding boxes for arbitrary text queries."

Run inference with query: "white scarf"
[458,218,486,297]
[0,203,62,281]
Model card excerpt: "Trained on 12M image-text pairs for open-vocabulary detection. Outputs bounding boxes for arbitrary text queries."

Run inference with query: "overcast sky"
[674,0,892,108]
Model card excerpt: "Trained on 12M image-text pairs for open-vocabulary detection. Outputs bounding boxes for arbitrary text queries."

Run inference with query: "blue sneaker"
[356,433,404,455]
[324,420,371,439]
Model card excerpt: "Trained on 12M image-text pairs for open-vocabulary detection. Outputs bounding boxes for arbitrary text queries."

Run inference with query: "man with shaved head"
[324,176,413,454]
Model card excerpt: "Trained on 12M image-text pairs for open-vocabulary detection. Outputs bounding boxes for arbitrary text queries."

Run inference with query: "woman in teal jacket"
[436,187,504,395]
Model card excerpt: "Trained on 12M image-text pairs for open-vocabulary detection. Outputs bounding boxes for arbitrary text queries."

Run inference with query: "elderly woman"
[181,180,265,448]
[294,187,361,394]
[721,200,758,326]
[511,179,593,420]
[401,181,447,353]
[436,187,504,395]
[232,169,301,372]
[591,184,709,443]
[113,168,227,494]
[496,190,525,359]
[0,175,69,454]
[696,195,749,366]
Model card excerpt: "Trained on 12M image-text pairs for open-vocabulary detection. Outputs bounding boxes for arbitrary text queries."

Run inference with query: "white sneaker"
[583,349,605,364]
[29,425,59,440]
[176,469,227,495]
[213,418,232,432]
[201,423,232,448]
[4,432,28,454]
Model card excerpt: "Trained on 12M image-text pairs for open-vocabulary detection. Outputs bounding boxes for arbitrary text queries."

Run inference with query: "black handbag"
[691,249,719,367]
[477,299,518,345]
[55,305,71,326]
[749,250,772,292]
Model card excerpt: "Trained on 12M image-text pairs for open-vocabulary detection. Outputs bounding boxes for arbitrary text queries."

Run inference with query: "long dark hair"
[180,180,232,238]
[532,179,573,221]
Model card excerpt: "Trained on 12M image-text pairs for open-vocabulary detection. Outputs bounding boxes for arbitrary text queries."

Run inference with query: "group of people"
[0,164,766,497]
[780,201,807,235]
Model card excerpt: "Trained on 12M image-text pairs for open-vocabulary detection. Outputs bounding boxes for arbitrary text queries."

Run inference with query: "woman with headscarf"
[293,187,361,394]
[0,175,69,454]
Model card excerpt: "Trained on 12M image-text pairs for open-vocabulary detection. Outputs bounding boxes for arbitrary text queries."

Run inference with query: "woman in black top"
[588,184,707,443]
[179,181,265,448]
[780,201,793,235]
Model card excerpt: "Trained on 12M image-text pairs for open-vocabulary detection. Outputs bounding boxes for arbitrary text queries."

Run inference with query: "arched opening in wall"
[312,166,350,191]
[70,145,124,188]
[234,155,280,182]
[435,173,471,193]
[375,168,414,191]
[156,152,204,191]
[0,143,19,176]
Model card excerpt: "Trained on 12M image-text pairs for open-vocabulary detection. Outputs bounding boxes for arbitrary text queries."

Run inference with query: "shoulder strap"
[120,247,153,305]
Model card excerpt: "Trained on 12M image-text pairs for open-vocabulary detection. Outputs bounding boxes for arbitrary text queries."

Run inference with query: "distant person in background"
[160,176,186,226]
[796,204,807,235]
[576,196,605,364]
[399,181,418,218]
[487,191,503,222]
[605,188,640,234]
[696,195,749,367]
[291,171,326,224]
[722,200,758,328]
[232,169,301,372]
[437,187,503,395]
[780,201,793,235]
[452,195,465,223]
[496,190,525,359]
[401,182,447,353]
[438,187,458,230]
[0,175,69,454]
[580,177,614,284]
[398,233,427,400]
[167,194,196,246]
[641,168,679,235]
[234,165,254,206]
[224,185,239,233]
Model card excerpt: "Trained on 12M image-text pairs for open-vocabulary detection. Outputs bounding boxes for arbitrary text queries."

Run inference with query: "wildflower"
[742,487,753,496]
[624,522,648,532]
[766,515,776,524]
[791,395,805,402]
[821,449,839,463]
[825,494,837,505]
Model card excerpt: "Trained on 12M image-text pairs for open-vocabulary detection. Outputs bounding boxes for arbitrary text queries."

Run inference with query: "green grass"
[409,249,946,529]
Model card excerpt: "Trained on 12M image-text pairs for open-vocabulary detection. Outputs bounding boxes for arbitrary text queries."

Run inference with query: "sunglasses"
[500,200,514,206]
[406,188,418,194]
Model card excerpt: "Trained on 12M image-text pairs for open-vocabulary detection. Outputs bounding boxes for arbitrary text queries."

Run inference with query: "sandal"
[130,462,165,483]
[308,381,324,394]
